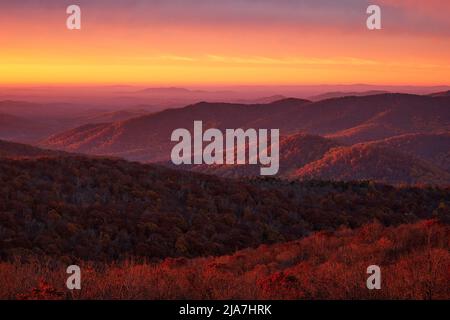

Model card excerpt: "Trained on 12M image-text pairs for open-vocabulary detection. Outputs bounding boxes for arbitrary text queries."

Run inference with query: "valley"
[0,89,448,300]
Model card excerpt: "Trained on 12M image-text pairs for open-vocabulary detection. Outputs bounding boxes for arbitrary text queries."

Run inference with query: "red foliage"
[1,220,448,300]
[16,279,64,300]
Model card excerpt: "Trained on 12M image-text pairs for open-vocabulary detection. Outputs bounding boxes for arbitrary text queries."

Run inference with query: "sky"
[0,0,449,86]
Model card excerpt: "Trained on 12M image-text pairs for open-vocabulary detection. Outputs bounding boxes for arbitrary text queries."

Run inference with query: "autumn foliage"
[0,153,448,300]
[1,220,448,300]
[0,157,449,262]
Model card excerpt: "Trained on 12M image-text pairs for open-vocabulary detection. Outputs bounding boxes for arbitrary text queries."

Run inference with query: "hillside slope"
[168,132,450,185]
[2,220,449,300]
[173,133,342,178]
[41,94,450,162]
[0,139,68,159]
[0,155,448,261]
[368,133,450,172]
[294,143,450,185]
[0,113,54,143]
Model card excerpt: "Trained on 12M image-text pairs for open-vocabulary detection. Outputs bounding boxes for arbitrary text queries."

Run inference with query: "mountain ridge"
[40,93,450,171]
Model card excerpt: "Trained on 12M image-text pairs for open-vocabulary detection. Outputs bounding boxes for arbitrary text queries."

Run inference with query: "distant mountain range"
[40,97,312,162]
[308,90,389,101]
[429,90,450,97]
[0,100,156,143]
[38,93,450,185]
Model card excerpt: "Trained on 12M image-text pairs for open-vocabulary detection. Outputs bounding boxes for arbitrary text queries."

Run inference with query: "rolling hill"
[294,143,450,185]
[0,154,448,262]
[41,94,450,162]
[75,109,150,124]
[37,93,450,185]
[169,132,450,185]
[170,133,342,178]
[368,133,450,172]
[40,98,312,162]
[0,113,55,143]
[0,139,68,159]
[0,100,155,143]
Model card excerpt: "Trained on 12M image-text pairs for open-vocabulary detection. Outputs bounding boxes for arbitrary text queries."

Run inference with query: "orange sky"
[1,1,449,86]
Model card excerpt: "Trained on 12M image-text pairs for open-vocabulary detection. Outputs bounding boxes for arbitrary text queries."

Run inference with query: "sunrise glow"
[0,0,449,85]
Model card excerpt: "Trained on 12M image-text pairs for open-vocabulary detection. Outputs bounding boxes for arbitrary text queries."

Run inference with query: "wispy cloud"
[205,55,379,66]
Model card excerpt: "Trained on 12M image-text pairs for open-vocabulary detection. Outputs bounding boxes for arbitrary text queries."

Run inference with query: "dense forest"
[0,156,448,262]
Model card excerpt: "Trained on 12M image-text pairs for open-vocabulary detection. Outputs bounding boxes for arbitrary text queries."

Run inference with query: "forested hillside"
[0,156,448,262]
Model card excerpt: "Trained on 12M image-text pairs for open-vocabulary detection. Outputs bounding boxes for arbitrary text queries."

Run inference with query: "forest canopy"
[0,156,448,262]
